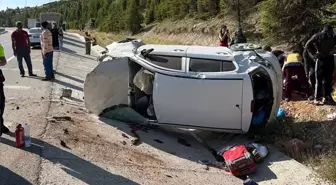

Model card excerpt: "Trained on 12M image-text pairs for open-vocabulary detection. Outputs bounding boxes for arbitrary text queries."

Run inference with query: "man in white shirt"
[40,21,54,81]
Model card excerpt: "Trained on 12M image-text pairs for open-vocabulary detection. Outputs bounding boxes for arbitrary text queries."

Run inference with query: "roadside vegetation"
[1,0,336,182]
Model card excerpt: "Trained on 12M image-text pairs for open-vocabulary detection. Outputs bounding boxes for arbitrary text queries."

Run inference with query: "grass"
[251,117,336,183]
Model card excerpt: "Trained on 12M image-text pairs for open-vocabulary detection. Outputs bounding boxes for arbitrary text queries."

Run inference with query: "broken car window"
[189,58,236,72]
[146,55,182,70]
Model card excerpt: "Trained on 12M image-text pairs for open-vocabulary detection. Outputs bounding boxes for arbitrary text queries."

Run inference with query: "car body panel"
[153,73,244,130]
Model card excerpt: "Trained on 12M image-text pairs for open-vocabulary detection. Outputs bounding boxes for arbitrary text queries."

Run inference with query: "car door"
[152,57,243,131]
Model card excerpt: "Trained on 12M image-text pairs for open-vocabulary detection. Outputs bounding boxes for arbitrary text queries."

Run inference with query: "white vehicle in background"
[28,27,42,47]
[85,41,282,133]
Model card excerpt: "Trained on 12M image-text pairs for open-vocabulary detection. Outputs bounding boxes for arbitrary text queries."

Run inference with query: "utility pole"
[237,0,241,28]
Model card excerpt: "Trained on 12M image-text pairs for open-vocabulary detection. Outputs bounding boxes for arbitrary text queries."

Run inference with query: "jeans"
[0,84,5,136]
[315,56,335,99]
[43,51,54,78]
[59,37,63,50]
[16,47,33,75]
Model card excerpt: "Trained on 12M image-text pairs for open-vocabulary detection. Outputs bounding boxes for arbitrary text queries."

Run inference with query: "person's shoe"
[308,96,314,101]
[2,126,9,134]
[29,73,37,77]
[21,74,25,77]
[42,77,52,81]
[313,99,322,105]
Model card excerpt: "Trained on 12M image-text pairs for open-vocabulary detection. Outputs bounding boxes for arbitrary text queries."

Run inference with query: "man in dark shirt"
[305,24,336,104]
[51,23,60,50]
[11,21,37,77]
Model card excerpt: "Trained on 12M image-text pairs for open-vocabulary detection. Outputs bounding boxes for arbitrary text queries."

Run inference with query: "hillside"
[0,0,336,46]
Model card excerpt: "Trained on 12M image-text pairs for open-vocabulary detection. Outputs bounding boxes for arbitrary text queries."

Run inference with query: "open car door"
[152,73,243,131]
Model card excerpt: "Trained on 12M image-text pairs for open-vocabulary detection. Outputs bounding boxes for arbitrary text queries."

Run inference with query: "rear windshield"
[29,29,41,33]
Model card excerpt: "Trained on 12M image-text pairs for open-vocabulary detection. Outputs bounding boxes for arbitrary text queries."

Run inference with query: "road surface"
[0,29,331,185]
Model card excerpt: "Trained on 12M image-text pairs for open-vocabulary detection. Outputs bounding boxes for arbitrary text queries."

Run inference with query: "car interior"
[249,68,274,130]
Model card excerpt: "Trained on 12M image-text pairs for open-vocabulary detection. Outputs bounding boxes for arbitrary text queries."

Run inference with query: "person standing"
[305,24,336,105]
[230,27,247,46]
[59,27,64,50]
[51,24,60,50]
[0,44,9,136]
[11,21,37,77]
[40,21,54,81]
[84,32,92,55]
[218,25,231,47]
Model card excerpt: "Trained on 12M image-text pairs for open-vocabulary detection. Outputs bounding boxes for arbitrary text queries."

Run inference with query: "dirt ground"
[270,96,336,182]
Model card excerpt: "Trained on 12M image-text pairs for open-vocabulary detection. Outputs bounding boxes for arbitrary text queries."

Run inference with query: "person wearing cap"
[11,21,37,77]
[0,44,9,136]
[305,24,336,105]
[230,27,247,46]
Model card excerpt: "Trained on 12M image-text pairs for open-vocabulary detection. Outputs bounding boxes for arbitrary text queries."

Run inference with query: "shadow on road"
[97,116,282,182]
[64,35,85,45]
[0,165,32,185]
[54,79,83,92]
[60,47,95,61]
[1,136,140,185]
[55,71,84,84]
[63,40,85,49]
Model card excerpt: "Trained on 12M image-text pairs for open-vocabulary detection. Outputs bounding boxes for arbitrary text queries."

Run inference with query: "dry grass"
[69,14,266,47]
[257,99,336,183]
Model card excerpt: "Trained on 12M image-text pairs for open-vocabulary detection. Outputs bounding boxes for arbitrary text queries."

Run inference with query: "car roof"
[137,44,234,58]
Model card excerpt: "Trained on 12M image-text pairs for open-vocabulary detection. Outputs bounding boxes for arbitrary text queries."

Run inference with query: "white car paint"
[28,28,42,46]
[85,42,282,133]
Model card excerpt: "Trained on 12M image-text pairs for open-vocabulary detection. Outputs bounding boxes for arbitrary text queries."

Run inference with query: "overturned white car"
[84,40,282,133]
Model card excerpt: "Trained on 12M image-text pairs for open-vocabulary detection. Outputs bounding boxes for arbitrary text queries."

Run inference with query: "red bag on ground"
[223,145,256,176]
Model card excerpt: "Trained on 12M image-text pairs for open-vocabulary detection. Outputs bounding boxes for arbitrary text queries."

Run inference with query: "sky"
[0,0,57,10]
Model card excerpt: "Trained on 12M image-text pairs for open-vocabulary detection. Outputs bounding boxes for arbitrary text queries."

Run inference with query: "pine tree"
[125,0,142,34]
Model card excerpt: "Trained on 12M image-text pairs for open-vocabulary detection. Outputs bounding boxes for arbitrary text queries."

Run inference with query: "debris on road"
[154,139,163,144]
[61,88,72,98]
[60,140,71,149]
[16,106,19,110]
[52,116,72,121]
[121,141,127,145]
[63,129,69,135]
[177,138,191,147]
[277,108,286,119]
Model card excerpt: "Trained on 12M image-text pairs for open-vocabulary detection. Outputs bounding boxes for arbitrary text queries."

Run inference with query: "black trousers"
[0,85,5,136]
[315,56,335,99]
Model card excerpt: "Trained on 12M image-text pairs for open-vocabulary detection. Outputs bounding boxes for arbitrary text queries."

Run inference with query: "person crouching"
[283,50,312,101]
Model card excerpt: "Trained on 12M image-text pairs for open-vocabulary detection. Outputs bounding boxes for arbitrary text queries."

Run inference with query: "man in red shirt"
[11,21,37,77]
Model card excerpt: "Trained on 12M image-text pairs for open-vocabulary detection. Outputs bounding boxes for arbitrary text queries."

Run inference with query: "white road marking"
[4,85,31,90]
[6,56,15,62]
[1,68,40,72]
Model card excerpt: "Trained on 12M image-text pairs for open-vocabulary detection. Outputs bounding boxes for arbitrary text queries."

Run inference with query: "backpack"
[222,145,256,176]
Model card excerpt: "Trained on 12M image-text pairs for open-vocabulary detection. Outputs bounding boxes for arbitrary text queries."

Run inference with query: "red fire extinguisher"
[15,124,25,148]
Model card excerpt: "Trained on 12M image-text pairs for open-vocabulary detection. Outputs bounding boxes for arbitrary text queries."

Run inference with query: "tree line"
[0,0,335,43]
